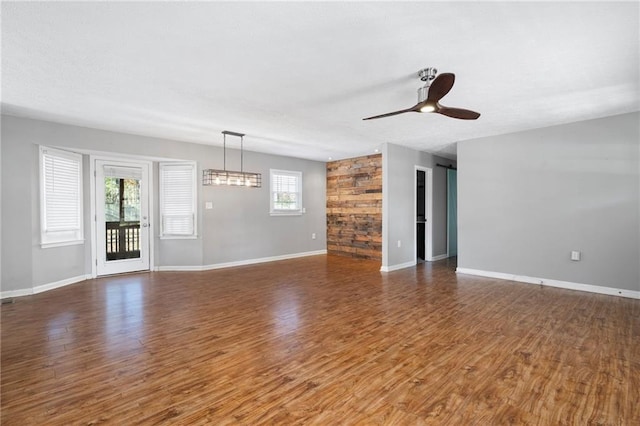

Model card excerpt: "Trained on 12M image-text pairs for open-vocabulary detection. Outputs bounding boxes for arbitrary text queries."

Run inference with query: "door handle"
[142,223,149,228]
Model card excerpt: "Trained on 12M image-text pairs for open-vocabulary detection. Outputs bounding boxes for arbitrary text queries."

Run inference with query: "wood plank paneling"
[1,256,639,424]
[326,154,382,260]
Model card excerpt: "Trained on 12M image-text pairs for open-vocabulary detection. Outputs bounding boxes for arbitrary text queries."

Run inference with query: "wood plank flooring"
[1,255,638,425]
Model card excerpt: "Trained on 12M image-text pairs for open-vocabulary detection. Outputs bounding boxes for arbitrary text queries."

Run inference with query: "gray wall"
[457,112,640,291]
[382,142,454,269]
[1,115,326,293]
[202,153,327,264]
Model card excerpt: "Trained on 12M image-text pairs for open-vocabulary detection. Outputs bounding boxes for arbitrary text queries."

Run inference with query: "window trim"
[159,161,198,239]
[270,169,303,216]
[39,146,84,248]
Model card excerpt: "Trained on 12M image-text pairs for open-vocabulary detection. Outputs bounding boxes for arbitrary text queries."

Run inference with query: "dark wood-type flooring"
[1,255,638,424]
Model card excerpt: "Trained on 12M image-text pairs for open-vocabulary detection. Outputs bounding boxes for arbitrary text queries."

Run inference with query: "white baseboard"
[427,254,449,261]
[1,274,92,300]
[33,274,92,294]
[157,250,328,272]
[154,264,203,272]
[456,267,640,300]
[0,288,33,299]
[381,260,416,272]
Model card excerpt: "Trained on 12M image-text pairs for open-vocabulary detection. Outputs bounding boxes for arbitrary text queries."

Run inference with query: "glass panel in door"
[105,176,141,260]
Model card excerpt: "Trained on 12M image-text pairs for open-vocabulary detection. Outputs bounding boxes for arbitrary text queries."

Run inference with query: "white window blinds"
[159,162,197,237]
[270,169,302,215]
[40,146,84,247]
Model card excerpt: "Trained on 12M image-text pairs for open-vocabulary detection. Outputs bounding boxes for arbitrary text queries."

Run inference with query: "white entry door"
[95,159,150,276]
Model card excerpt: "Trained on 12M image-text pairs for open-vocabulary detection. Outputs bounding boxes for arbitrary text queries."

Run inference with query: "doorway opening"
[415,166,433,263]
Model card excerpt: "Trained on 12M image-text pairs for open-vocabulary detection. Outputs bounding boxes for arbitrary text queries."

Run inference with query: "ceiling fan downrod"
[418,67,438,102]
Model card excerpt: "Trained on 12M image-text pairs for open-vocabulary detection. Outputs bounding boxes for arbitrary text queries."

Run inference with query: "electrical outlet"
[312,233,316,240]
[205,202,213,209]
[571,251,581,261]
[397,240,401,248]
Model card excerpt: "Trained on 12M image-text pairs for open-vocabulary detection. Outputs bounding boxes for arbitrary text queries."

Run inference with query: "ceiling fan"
[363,68,481,121]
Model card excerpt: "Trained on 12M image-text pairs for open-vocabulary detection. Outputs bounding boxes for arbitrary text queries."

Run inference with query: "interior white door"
[95,160,150,276]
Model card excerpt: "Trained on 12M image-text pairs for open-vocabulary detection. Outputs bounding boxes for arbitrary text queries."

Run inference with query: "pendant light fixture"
[202,131,262,187]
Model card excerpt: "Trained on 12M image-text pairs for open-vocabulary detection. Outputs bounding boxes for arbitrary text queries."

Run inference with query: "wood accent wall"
[326,154,382,260]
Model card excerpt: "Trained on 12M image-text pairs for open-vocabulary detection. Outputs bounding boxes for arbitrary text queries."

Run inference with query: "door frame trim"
[90,155,155,278]
[414,166,433,264]
[446,168,457,258]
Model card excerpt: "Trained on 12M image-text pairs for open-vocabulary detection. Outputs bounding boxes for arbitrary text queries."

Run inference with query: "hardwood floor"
[1,255,638,425]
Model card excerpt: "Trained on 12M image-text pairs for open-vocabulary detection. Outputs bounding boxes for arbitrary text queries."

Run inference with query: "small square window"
[270,169,302,215]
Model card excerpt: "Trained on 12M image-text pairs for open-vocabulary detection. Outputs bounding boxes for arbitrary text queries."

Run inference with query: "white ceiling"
[2,1,638,161]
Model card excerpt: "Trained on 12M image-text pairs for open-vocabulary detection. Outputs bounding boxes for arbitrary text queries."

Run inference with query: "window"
[159,162,197,238]
[39,146,84,247]
[270,169,302,215]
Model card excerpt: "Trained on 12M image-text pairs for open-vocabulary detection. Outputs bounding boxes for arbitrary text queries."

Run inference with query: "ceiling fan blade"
[362,107,415,120]
[427,73,455,102]
[437,106,481,120]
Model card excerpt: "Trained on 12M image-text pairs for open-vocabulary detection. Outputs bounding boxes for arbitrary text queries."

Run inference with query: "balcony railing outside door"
[106,221,140,260]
